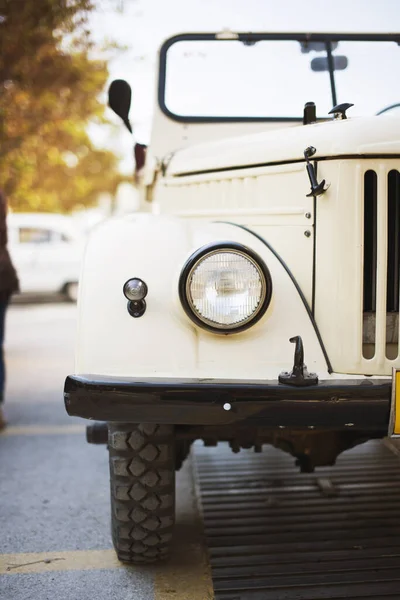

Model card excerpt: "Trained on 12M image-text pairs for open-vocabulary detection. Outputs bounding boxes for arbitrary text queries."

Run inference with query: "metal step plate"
[194,440,400,600]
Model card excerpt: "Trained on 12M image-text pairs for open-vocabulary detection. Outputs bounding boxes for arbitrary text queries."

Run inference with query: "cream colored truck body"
[77,117,400,380]
[74,31,400,413]
[65,31,400,565]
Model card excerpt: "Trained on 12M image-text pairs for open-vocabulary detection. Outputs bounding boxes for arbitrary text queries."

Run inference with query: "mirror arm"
[123,118,132,134]
[326,42,337,107]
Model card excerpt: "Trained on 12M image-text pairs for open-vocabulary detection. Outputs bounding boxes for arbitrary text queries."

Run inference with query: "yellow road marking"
[0,550,120,575]
[0,459,214,598]
[1,424,86,436]
[154,543,213,600]
[155,458,214,600]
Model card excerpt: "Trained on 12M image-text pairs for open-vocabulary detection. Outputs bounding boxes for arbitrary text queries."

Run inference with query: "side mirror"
[108,79,132,133]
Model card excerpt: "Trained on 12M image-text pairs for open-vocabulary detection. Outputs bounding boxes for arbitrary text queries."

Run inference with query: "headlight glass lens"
[186,250,267,329]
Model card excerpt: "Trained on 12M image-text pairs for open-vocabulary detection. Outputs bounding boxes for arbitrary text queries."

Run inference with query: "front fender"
[75,214,329,379]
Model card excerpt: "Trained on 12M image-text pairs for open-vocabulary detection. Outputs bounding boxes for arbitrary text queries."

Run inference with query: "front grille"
[362,169,400,360]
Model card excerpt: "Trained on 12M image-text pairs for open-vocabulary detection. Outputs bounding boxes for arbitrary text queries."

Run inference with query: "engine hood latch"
[304,146,330,197]
[279,335,319,386]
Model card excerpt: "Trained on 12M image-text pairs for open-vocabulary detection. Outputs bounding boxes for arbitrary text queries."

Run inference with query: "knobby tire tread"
[108,423,175,564]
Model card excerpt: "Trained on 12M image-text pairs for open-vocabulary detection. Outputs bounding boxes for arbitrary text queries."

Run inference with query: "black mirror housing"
[108,79,133,133]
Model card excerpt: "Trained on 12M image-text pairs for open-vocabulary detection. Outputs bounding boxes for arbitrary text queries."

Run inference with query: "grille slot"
[363,170,378,314]
[362,171,378,358]
[387,170,400,313]
[362,168,400,361]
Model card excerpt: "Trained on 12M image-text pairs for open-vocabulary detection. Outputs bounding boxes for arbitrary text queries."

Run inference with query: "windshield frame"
[158,32,400,123]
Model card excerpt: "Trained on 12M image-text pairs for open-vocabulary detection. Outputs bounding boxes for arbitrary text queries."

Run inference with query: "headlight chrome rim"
[179,242,272,334]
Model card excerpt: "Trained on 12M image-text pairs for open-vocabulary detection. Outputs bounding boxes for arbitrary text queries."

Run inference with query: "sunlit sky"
[88,0,400,174]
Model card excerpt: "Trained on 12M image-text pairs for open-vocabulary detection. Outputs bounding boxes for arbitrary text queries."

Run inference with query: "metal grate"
[194,440,400,599]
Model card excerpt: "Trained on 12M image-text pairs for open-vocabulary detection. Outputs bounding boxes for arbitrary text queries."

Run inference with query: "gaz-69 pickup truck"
[64,32,400,563]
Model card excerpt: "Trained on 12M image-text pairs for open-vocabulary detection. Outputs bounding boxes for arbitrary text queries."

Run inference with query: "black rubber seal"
[158,32,400,124]
[170,154,400,178]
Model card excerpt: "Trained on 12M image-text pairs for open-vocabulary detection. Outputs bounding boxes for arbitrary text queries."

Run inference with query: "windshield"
[160,34,400,121]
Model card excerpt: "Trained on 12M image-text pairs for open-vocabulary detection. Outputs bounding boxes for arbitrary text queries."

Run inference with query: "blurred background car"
[7,213,84,302]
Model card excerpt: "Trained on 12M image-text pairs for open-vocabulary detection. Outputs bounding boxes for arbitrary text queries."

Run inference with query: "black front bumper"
[64,375,391,431]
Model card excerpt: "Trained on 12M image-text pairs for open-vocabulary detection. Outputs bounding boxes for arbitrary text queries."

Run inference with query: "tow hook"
[279,335,319,386]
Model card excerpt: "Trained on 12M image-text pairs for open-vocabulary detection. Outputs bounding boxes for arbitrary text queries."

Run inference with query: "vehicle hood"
[167,116,400,176]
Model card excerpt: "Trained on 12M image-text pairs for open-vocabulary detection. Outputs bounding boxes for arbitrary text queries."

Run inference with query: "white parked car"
[8,213,83,302]
[64,31,400,564]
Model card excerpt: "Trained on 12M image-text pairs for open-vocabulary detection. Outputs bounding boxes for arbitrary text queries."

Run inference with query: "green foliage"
[0,0,124,212]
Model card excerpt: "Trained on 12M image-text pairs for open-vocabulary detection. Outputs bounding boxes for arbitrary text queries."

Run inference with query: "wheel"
[108,423,175,564]
[64,281,79,302]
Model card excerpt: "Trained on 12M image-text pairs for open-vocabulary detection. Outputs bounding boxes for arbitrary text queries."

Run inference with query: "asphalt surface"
[4,303,400,600]
[0,302,212,600]
[5,302,77,423]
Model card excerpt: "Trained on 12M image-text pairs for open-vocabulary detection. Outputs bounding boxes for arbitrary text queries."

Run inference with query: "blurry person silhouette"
[0,190,19,428]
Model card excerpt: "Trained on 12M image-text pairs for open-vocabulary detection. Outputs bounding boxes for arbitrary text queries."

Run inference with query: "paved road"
[0,303,212,600]
[2,303,400,600]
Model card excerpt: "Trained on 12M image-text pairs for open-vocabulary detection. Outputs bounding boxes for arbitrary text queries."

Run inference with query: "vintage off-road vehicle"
[65,31,400,563]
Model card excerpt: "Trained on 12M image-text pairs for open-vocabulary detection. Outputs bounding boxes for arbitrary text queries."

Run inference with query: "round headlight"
[179,243,272,333]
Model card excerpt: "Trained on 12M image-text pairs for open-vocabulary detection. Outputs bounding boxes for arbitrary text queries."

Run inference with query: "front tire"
[108,423,175,564]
